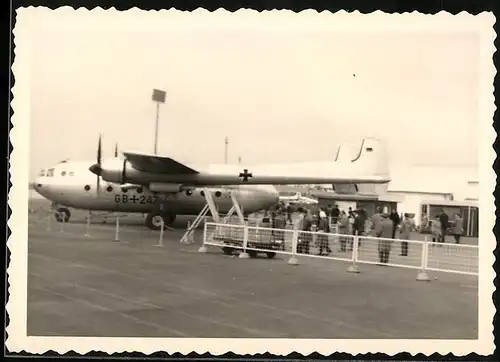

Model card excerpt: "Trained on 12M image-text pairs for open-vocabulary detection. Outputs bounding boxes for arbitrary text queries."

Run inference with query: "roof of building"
[386,164,477,195]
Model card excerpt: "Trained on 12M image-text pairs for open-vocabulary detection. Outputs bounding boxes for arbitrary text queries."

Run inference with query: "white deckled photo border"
[6,7,497,356]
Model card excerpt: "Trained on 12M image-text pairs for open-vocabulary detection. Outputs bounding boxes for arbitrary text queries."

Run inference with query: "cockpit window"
[38,169,46,176]
[61,171,66,176]
[46,168,54,177]
[69,171,74,176]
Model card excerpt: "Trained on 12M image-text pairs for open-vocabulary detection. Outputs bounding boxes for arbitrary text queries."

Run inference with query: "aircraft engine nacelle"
[148,182,183,193]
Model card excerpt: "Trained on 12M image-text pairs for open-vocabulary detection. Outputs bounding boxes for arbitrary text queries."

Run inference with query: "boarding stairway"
[180,188,246,244]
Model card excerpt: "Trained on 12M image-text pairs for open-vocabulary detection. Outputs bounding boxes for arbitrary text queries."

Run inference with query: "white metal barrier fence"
[201,222,479,278]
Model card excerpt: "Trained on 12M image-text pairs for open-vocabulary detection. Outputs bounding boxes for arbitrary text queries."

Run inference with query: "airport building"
[279,165,478,228]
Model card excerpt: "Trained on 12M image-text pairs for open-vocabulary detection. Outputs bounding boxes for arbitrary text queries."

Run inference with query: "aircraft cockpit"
[38,168,55,177]
[37,166,75,179]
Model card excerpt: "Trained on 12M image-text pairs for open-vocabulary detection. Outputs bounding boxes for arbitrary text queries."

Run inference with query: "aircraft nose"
[33,178,41,190]
[32,177,45,195]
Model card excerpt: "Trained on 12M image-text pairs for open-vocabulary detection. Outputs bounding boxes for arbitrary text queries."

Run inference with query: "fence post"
[113,216,120,242]
[84,211,91,237]
[155,220,164,247]
[198,222,208,253]
[347,232,360,273]
[187,221,195,244]
[46,211,52,231]
[288,227,299,265]
[59,211,66,233]
[239,223,250,259]
[416,237,431,281]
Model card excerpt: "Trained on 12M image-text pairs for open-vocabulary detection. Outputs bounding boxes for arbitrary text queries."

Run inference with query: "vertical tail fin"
[351,137,390,177]
[352,137,390,194]
[332,137,390,195]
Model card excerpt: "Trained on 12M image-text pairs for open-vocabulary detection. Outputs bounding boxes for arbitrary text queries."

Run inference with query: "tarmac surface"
[27,199,478,339]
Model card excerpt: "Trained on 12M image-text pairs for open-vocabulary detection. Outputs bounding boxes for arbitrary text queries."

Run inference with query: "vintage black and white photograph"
[6,7,496,356]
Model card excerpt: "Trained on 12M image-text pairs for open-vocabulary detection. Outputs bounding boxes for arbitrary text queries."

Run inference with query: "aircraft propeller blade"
[96,134,102,194]
[121,158,127,184]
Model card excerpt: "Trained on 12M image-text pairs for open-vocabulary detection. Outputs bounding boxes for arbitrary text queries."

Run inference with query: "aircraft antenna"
[224,136,228,164]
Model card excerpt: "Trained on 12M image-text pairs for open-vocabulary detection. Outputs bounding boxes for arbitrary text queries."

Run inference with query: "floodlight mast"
[152,89,167,155]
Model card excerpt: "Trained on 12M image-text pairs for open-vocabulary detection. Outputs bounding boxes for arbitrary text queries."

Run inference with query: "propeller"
[96,134,102,194]
[121,158,127,184]
[88,134,103,194]
[89,136,127,186]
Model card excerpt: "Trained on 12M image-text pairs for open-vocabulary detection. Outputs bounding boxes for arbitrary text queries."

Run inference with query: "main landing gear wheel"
[54,207,71,223]
[145,211,176,230]
[266,252,276,259]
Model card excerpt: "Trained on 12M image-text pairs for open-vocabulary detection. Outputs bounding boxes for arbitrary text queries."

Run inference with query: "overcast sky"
[24,9,481,181]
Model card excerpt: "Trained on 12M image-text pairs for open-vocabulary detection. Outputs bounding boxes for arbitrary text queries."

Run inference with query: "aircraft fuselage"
[33,160,280,217]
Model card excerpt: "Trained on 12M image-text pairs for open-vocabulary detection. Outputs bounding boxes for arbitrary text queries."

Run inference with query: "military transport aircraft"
[33,136,390,230]
[33,144,280,230]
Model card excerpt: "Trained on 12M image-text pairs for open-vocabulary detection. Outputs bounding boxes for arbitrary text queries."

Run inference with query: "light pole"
[152,89,166,155]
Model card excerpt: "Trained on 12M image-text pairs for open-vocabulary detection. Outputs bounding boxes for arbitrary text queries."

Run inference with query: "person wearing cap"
[271,210,286,249]
[371,207,383,237]
[451,212,464,244]
[399,213,414,256]
[431,215,442,244]
[337,210,350,252]
[377,213,394,264]
[317,210,332,256]
[298,209,313,254]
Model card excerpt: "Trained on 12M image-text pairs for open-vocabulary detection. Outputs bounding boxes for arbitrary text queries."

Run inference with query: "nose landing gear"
[145,211,176,230]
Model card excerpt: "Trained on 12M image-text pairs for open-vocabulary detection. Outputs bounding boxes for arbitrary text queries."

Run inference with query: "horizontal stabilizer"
[123,152,199,175]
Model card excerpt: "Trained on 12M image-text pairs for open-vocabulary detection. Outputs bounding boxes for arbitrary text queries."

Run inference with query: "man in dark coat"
[298,209,313,254]
[389,209,400,239]
[439,209,449,243]
[331,204,340,224]
[317,211,332,256]
[377,214,394,264]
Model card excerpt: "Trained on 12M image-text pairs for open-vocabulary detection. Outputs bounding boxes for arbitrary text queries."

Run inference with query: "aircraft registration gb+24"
[33,136,390,230]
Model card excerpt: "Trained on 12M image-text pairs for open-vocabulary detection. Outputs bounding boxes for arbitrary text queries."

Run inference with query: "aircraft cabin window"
[137,187,143,194]
[106,186,113,192]
[47,168,54,177]
[61,171,66,176]
[38,169,46,176]
[186,189,192,196]
[84,185,90,191]
[121,187,128,193]
[215,191,222,197]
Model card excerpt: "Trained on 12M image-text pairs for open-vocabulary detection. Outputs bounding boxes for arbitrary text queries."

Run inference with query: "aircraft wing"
[123,152,199,175]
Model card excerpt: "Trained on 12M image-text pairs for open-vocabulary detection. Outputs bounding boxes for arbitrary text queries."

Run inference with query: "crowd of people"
[261,202,464,265]
[424,209,464,245]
